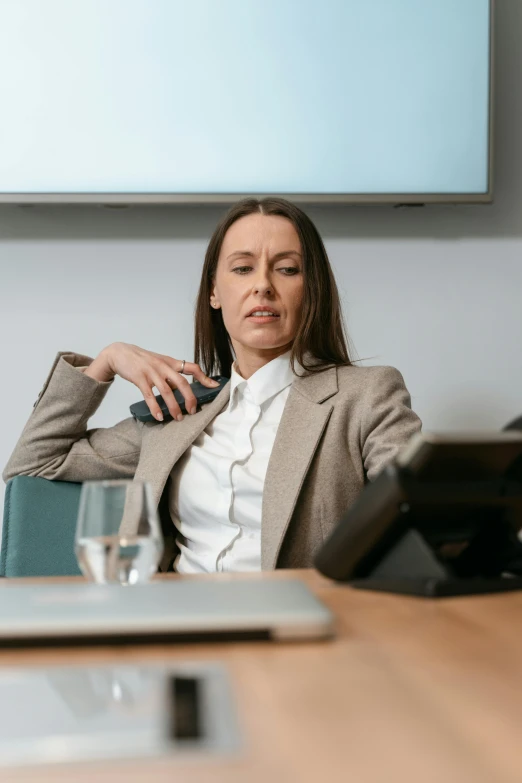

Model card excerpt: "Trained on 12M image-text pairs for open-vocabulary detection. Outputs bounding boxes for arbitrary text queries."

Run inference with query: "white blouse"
[169,350,298,573]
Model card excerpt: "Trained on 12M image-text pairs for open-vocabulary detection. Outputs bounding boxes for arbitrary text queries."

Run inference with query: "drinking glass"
[75,480,164,585]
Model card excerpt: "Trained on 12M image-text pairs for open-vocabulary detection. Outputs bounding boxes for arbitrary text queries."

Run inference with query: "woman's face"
[211,213,304,362]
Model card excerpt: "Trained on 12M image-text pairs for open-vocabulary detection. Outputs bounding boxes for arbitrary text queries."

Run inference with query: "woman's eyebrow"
[226,250,302,261]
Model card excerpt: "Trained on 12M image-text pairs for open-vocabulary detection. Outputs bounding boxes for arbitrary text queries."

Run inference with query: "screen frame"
[0,0,495,206]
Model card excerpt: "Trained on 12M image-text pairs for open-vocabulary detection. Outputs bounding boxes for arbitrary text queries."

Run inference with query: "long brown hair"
[194,197,355,378]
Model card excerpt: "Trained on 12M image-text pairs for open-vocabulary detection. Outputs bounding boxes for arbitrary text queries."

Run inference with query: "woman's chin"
[237,337,292,353]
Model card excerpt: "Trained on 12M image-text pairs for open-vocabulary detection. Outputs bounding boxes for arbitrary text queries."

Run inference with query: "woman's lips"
[247,314,280,323]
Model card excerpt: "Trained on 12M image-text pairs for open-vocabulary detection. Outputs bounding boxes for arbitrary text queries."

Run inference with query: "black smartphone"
[129,376,229,423]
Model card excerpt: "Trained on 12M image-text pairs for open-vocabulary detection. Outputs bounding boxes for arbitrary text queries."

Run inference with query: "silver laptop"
[0,578,334,644]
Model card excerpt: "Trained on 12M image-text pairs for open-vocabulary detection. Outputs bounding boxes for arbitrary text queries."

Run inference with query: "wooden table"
[1,569,522,783]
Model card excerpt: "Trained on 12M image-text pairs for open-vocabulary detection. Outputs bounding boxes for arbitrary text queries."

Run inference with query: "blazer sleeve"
[360,366,422,481]
[2,352,144,484]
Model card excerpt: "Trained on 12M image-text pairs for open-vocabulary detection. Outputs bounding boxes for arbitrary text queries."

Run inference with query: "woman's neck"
[233,344,292,380]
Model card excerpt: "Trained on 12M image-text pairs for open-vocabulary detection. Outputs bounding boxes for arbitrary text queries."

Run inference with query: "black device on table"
[314,431,522,597]
[129,376,229,423]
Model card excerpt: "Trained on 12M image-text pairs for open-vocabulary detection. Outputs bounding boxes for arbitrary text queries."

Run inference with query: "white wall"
[1,1,522,521]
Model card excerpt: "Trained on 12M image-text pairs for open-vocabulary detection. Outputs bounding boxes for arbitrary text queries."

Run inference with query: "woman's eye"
[232,266,300,275]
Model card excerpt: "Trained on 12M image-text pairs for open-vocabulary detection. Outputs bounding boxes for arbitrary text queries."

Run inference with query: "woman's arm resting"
[2,352,143,483]
[360,366,422,481]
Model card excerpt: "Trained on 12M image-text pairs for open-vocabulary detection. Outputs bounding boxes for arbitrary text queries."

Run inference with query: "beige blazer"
[3,352,422,571]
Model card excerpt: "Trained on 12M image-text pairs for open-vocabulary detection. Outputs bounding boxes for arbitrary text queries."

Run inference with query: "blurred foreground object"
[316,432,522,596]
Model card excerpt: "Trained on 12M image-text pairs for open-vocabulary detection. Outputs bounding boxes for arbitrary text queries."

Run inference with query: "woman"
[3,197,421,572]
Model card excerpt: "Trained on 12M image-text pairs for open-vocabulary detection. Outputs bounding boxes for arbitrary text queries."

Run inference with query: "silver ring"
[179,359,186,374]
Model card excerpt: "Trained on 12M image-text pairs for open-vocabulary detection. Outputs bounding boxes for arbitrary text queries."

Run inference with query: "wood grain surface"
[0,569,521,783]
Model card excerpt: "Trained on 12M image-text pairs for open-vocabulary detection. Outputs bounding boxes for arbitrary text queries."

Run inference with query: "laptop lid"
[0,578,334,645]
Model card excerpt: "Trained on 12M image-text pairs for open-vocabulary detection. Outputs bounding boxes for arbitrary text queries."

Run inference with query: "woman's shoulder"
[294,360,410,406]
[336,362,406,381]
[335,363,408,396]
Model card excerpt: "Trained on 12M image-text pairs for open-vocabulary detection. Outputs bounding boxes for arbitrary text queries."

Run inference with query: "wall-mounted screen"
[0,0,493,204]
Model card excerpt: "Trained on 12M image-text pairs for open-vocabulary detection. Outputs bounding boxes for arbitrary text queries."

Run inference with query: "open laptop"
[0,578,334,646]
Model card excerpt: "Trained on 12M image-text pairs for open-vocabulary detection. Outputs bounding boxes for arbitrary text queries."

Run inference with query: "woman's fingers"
[173,359,220,387]
[154,372,197,421]
[136,380,165,422]
[134,352,222,422]
[105,345,222,422]
[153,382,182,421]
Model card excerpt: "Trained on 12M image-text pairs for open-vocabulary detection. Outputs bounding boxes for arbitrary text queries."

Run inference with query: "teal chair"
[1,476,176,577]
[1,476,83,577]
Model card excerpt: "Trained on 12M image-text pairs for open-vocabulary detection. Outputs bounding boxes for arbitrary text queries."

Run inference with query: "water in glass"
[76,535,161,586]
[75,480,163,585]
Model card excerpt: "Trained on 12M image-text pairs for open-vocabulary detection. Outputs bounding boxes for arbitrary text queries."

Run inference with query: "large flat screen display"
[0,0,493,203]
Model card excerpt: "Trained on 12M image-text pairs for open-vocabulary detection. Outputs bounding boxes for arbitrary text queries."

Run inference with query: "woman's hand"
[84,342,220,422]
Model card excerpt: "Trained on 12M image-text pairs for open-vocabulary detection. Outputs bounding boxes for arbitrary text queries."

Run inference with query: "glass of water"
[75,480,164,585]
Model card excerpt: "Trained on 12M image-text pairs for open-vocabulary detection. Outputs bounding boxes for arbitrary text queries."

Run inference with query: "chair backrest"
[1,475,177,577]
[1,476,83,577]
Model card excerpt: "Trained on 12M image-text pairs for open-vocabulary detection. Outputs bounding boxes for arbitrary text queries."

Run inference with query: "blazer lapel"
[261,366,338,570]
[133,383,231,507]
